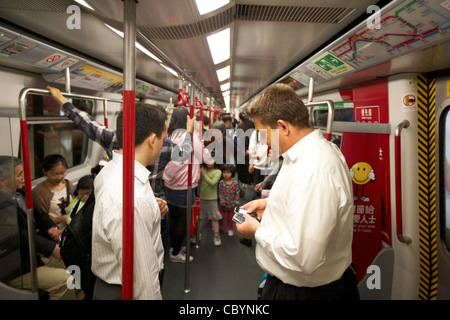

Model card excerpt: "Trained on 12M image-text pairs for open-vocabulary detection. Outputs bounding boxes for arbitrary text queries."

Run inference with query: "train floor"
[161,220,265,300]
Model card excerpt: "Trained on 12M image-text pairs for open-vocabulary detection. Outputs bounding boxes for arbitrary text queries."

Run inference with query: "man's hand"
[156,198,168,218]
[46,85,69,106]
[48,227,61,242]
[240,198,267,221]
[52,245,62,261]
[235,213,261,239]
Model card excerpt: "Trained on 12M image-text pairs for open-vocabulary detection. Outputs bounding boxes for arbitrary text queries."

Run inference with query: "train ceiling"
[0,0,449,110]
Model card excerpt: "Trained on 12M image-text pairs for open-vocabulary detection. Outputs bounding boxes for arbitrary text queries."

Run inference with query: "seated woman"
[32,154,73,232]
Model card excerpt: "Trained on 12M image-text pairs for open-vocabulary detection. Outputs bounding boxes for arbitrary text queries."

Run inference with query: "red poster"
[341,132,383,282]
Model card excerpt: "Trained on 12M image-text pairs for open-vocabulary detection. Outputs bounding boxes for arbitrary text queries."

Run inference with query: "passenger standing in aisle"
[46,85,192,242]
[32,154,73,231]
[218,164,240,236]
[163,108,212,263]
[199,160,222,246]
[236,84,358,300]
[248,129,278,198]
[91,104,168,300]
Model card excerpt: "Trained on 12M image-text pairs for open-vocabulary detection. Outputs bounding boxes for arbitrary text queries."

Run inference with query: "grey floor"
[161,183,265,300]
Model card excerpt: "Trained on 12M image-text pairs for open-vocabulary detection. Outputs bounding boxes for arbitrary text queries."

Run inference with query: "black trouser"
[93,271,165,300]
[168,203,187,255]
[262,265,360,300]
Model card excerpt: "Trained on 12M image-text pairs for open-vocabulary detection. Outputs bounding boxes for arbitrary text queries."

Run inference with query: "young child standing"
[218,164,240,236]
[199,160,222,246]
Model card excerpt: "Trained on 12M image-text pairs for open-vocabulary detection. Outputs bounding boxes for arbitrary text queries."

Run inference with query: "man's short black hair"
[116,103,167,148]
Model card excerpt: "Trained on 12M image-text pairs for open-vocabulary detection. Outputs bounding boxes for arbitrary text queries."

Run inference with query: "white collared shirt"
[254,130,354,287]
[92,151,163,299]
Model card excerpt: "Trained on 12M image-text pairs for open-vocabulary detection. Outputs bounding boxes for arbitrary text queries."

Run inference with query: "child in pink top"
[218,164,240,236]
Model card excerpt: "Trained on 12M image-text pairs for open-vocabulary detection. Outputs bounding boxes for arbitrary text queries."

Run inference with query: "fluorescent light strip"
[220,82,230,91]
[216,65,230,82]
[224,95,230,110]
[74,0,95,11]
[195,0,230,15]
[207,28,230,65]
[160,64,178,77]
[136,42,162,63]
[105,24,162,63]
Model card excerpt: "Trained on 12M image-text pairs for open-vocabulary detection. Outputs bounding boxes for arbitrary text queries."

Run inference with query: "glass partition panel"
[23,94,94,179]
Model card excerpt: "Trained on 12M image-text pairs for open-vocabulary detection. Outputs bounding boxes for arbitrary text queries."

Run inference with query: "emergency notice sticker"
[402,93,417,111]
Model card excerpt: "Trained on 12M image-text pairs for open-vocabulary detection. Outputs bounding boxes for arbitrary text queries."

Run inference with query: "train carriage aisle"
[161,220,265,300]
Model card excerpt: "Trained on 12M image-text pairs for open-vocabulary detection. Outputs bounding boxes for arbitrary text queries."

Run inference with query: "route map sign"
[289,0,450,86]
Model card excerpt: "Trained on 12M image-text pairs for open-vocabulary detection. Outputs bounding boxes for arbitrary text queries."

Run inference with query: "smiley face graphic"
[350,162,375,202]
[350,162,373,185]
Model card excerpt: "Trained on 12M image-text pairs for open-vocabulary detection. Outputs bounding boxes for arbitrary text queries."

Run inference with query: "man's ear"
[277,120,289,135]
[147,133,156,149]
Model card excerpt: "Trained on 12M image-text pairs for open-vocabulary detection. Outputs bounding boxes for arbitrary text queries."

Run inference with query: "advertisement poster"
[341,132,383,282]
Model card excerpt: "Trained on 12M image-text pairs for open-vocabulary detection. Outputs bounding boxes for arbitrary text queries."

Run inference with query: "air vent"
[0,0,74,12]
[140,7,234,40]
[140,4,354,40]
[235,4,354,24]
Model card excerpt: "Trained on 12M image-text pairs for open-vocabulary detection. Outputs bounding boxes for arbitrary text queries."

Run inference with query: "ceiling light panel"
[207,27,230,65]
[195,0,230,15]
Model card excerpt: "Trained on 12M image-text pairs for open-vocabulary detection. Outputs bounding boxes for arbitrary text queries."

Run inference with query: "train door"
[435,76,450,299]
[310,78,395,299]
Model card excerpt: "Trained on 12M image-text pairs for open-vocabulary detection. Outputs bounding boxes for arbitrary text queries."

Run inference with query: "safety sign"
[312,52,354,77]
[35,52,67,67]
[402,93,417,111]
[51,58,80,71]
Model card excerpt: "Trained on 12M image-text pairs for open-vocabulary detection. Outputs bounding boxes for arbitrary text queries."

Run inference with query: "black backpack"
[60,192,96,300]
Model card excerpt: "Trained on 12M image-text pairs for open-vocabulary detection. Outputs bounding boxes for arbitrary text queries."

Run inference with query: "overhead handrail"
[304,78,334,141]
[18,87,123,295]
[394,120,412,245]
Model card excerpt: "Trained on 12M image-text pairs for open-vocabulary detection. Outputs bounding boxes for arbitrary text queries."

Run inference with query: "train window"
[442,107,450,252]
[312,103,354,128]
[23,94,94,180]
[311,102,352,149]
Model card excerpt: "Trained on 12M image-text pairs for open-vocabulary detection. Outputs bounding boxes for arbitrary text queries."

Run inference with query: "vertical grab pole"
[305,77,334,141]
[18,91,38,294]
[185,86,194,293]
[65,67,71,94]
[122,0,137,300]
[395,120,412,244]
[103,100,109,128]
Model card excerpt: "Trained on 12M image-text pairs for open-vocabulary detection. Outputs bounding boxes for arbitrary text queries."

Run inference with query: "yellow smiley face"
[351,162,373,185]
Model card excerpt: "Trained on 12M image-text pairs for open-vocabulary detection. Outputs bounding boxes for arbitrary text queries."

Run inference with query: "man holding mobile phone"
[235,84,358,300]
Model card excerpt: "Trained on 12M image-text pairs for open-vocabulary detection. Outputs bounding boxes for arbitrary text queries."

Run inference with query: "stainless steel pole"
[122,0,137,300]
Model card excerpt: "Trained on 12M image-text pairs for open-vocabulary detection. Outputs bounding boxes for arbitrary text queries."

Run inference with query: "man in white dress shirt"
[236,84,358,300]
[92,103,168,300]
